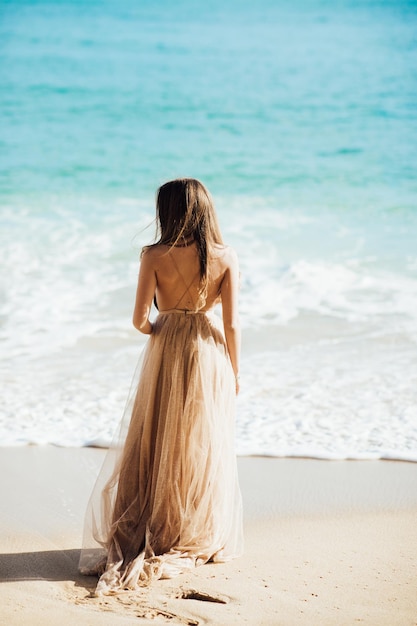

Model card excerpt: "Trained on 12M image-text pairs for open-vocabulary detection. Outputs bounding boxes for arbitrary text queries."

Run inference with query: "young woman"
[79,178,243,595]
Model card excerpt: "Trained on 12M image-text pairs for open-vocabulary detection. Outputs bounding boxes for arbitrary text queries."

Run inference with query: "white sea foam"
[236,338,417,461]
[226,205,417,342]
[2,329,417,461]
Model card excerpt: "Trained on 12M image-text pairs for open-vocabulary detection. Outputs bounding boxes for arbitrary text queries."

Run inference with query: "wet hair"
[151,178,223,287]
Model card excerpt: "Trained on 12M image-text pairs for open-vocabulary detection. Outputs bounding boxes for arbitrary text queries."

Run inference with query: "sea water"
[1,0,417,459]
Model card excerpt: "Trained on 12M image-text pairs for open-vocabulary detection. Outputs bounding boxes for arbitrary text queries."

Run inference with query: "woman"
[79,178,243,595]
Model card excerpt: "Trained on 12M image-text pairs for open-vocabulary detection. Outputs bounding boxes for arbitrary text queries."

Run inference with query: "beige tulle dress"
[78,265,243,595]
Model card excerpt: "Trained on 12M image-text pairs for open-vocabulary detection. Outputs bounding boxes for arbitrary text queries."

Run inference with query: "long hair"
[149,179,223,291]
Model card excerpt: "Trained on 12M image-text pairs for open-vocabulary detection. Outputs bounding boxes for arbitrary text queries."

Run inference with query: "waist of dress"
[158,308,215,316]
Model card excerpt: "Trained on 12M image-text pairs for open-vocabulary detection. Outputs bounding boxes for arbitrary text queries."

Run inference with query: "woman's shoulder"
[211,243,238,264]
[141,243,170,261]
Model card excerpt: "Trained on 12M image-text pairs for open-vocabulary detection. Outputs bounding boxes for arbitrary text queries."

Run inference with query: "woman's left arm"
[132,249,157,334]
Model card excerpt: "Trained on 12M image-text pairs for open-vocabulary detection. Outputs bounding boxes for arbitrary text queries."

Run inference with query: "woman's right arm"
[132,249,157,334]
[220,248,241,394]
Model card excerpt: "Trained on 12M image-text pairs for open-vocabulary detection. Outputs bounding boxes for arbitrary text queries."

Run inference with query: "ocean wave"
[2,200,417,364]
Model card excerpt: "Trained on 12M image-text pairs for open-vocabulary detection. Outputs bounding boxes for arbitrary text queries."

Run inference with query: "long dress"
[78,300,243,595]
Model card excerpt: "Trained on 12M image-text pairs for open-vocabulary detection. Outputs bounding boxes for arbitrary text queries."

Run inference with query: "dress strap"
[169,251,201,311]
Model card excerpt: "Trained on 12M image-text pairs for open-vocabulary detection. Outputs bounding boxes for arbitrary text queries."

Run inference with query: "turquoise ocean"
[1,0,417,459]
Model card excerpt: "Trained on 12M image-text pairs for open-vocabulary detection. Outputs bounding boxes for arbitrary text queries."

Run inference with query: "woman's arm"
[220,248,241,394]
[132,249,157,334]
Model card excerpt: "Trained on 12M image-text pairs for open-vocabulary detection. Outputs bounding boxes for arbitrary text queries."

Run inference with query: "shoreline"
[1,447,417,625]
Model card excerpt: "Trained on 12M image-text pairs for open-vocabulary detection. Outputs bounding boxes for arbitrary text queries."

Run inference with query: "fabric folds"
[79,310,243,595]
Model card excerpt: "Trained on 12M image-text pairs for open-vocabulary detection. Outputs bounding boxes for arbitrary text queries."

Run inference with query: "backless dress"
[78,254,243,595]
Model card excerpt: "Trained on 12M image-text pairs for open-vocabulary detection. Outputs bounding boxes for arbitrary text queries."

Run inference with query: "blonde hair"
[147,178,223,292]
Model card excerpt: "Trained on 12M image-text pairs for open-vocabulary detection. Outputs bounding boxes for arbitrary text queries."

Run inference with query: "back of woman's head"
[155,178,223,281]
[156,179,222,245]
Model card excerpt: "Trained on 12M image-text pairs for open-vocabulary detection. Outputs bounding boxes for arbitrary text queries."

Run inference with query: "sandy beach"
[1,447,417,626]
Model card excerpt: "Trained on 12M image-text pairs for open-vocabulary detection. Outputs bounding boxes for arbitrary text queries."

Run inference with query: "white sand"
[1,447,416,625]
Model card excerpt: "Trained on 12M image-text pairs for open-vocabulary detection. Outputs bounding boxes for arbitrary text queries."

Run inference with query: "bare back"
[150,243,231,312]
[133,238,240,385]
